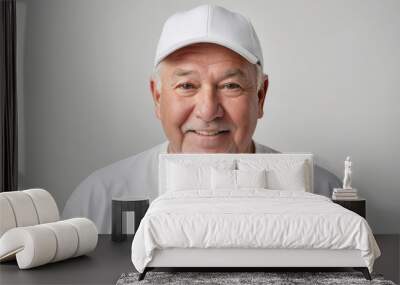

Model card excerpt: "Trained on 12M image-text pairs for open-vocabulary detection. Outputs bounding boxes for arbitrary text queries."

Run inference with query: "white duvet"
[131,189,380,273]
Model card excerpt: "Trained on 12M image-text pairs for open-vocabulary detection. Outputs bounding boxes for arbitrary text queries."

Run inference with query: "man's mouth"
[187,130,230,136]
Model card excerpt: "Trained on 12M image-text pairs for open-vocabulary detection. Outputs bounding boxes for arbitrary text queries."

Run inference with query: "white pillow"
[268,164,307,191]
[238,159,309,191]
[167,163,209,191]
[236,169,267,188]
[211,168,268,190]
[211,168,236,190]
[166,160,235,191]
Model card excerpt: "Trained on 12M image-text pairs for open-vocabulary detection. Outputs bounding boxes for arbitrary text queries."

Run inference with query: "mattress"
[131,189,380,273]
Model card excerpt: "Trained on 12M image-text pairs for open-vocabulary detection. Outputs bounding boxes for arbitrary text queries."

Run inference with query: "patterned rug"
[116,271,396,285]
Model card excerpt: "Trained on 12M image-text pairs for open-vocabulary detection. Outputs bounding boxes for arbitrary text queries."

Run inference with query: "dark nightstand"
[332,198,366,218]
[111,197,149,242]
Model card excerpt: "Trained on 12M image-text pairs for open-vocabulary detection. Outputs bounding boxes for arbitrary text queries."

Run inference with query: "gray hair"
[152,62,265,92]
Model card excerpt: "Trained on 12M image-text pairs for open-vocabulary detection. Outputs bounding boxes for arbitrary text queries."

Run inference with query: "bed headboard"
[159,153,314,195]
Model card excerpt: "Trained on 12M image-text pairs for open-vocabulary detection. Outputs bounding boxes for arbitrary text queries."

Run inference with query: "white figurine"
[343,156,352,189]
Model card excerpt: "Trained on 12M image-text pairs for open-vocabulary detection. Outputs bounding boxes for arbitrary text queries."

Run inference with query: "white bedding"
[131,189,380,273]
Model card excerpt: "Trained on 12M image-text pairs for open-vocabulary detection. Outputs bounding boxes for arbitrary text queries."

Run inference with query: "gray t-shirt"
[62,141,341,233]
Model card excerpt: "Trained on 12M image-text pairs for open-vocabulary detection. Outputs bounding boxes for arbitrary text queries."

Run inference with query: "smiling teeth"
[195,130,223,136]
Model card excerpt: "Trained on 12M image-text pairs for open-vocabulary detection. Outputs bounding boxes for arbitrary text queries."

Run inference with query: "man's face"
[150,43,268,153]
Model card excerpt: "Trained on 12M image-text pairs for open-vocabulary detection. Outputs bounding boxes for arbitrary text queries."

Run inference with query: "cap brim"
[154,36,260,67]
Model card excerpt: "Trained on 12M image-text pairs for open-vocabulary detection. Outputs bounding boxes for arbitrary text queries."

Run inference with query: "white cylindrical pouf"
[0,196,17,237]
[0,219,98,269]
[42,221,79,262]
[0,226,57,269]
[64,218,98,257]
[23,189,59,224]
[1,192,39,227]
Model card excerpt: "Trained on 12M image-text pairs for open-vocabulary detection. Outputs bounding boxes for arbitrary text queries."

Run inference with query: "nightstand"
[332,198,366,218]
[111,197,149,242]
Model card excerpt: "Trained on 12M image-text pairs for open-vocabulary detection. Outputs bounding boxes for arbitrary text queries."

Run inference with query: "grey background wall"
[16,0,399,234]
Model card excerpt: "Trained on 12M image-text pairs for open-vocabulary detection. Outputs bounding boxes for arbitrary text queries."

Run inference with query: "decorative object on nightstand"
[343,156,353,190]
[112,197,149,242]
[332,156,358,200]
[332,198,366,218]
[332,156,365,218]
[332,188,359,200]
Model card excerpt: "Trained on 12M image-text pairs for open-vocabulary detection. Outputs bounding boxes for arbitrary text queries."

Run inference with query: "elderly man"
[63,5,341,233]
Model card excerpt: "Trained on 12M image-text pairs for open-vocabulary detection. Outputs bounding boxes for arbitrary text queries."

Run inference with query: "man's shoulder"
[88,141,168,180]
[254,141,279,153]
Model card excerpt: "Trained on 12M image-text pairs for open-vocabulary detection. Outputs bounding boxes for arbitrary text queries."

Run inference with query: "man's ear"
[257,74,269,119]
[150,79,162,120]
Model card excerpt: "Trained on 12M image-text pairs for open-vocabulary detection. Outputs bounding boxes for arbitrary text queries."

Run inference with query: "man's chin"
[167,142,233,154]
[179,131,235,153]
[181,147,234,154]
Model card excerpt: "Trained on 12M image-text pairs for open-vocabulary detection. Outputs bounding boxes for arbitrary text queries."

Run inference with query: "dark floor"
[0,234,398,284]
[374,234,400,284]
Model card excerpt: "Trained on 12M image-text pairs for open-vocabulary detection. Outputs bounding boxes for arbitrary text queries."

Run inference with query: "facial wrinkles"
[179,94,231,138]
[165,44,257,89]
[175,65,236,136]
[159,44,260,153]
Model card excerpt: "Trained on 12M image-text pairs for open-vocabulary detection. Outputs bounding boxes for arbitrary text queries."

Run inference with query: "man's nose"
[194,87,224,122]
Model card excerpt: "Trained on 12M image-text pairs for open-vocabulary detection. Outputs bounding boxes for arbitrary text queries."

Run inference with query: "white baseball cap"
[154,4,264,69]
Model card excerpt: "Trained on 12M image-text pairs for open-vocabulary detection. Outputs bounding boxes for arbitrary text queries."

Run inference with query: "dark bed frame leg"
[138,268,148,281]
[354,267,371,280]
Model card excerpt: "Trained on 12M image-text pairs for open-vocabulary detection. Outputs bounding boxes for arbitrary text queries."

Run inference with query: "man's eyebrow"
[221,68,246,80]
[172,68,246,78]
[170,68,248,86]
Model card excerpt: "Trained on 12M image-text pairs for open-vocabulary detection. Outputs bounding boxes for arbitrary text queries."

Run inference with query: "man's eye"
[177,83,196,90]
[222,83,241,90]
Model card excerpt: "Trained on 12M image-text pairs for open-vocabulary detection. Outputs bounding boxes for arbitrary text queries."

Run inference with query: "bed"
[131,153,380,281]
